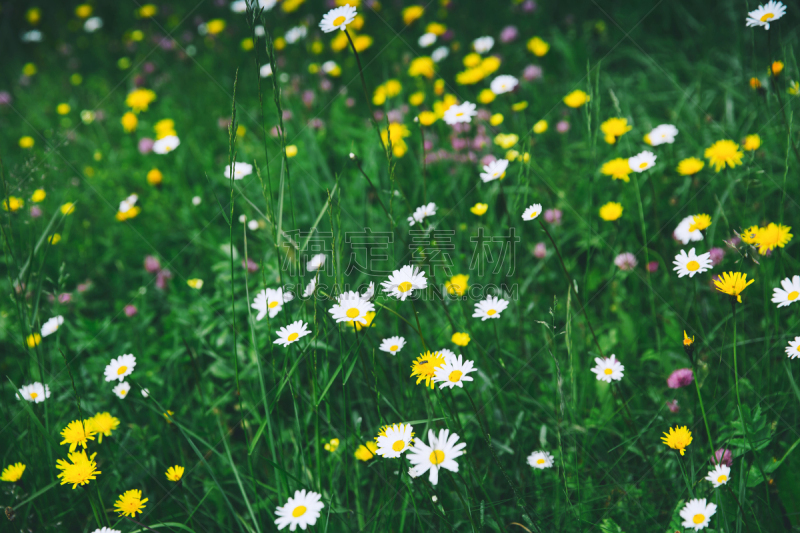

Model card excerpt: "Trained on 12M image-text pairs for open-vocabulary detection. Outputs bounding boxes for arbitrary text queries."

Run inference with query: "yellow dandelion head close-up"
[661,425,692,455]
[410,351,447,389]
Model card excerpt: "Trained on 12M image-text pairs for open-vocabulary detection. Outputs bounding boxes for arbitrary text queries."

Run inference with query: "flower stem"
[692,365,716,458]
[632,173,661,352]
[410,299,427,350]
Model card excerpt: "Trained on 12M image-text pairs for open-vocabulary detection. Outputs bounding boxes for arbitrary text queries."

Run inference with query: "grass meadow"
[3,0,800,531]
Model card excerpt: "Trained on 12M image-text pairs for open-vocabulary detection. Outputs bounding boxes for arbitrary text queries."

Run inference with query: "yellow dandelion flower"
[138,4,158,18]
[408,56,435,78]
[470,203,488,216]
[75,4,92,18]
[451,332,470,347]
[26,8,41,25]
[463,53,481,68]
[741,225,760,245]
[1,463,26,483]
[753,223,792,255]
[3,197,24,212]
[19,136,35,149]
[324,438,340,452]
[48,234,61,245]
[563,90,590,108]
[166,465,184,482]
[714,272,754,303]
[354,35,373,52]
[527,36,550,56]
[479,56,501,76]
[147,168,163,186]
[445,274,469,296]
[599,202,623,221]
[409,91,425,106]
[89,412,120,444]
[402,5,424,25]
[772,61,784,76]
[125,88,157,114]
[600,117,632,144]
[31,189,46,202]
[354,441,378,461]
[114,489,149,517]
[532,120,548,134]
[661,425,692,455]
[56,451,101,489]
[490,113,504,126]
[60,420,97,453]
[26,333,41,348]
[418,111,437,126]
[426,22,446,35]
[676,157,704,176]
[494,133,519,150]
[57,103,71,115]
[743,134,761,151]
[689,214,712,232]
[187,279,204,289]
[704,140,743,172]
[410,351,446,389]
[683,331,695,347]
[750,77,762,90]
[206,19,226,34]
[512,101,528,111]
[286,145,299,158]
[600,158,632,182]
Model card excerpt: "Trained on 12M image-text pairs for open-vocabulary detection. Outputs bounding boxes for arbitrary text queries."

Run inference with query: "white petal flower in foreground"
[252,288,293,320]
[329,291,375,325]
[480,159,508,182]
[673,248,712,278]
[306,253,326,272]
[41,315,64,337]
[674,215,705,245]
[705,464,731,488]
[490,75,519,95]
[785,336,800,359]
[113,382,131,399]
[360,281,375,301]
[381,265,427,301]
[379,336,406,355]
[274,320,311,347]
[590,355,624,383]
[409,202,437,226]
[472,295,509,321]
[433,354,476,389]
[375,423,414,458]
[679,498,717,531]
[17,382,51,403]
[628,150,656,172]
[526,450,554,469]
[746,1,786,30]
[407,429,466,486]
[303,277,317,298]
[647,124,679,146]
[104,354,136,382]
[224,162,253,180]
[274,489,324,531]
[771,275,800,308]
[443,102,477,125]
[522,203,542,221]
[318,4,356,33]
[153,135,180,154]
[438,348,457,363]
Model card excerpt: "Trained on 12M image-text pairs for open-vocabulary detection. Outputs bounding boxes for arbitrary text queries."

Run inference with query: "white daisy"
[303,277,317,298]
[381,265,428,301]
[91,528,122,533]
[521,203,542,221]
[785,336,800,359]
[746,1,786,30]
[472,295,509,321]
[360,281,375,301]
[274,320,311,347]
[285,26,307,44]
[329,291,375,325]
[647,124,679,146]
[118,194,138,214]
[438,348,457,363]
[113,381,131,399]
[104,354,136,382]
[526,450,555,469]
[274,489,324,531]
[705,464,731,488]
[672,248,712,278]
[230,0,247,13]
[251,288,293,321]
[472,36,494,54]
[418,32,436,48]
[153,135,180,154]
[321,61,339,74]
[375,423,414,458]
[318,4,356,33]
[41,315,64,337]
[674,215,705,245]
[407,428,466,486]
[490,75,519,95]
[17,382,50,403]
[306,253,326,272]
[772,275,800,308]
[590,355,624,383]
[443,101,477,125]
[260,64,273,78]
[433,354,476,389]
[21,30,43,43]
[379,336,406,355]
[224,162,253,180]
[408,202,437,226]
[480,159,509,182]
[84,17,103,33]
[680,498,717,531]
[628,150,656,172]
[431,46,449,63]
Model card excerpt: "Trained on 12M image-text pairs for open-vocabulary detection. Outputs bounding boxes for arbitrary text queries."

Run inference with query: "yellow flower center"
[392,440,406,452]
[390,345,398,351]
[429,450,445,465]
[530,211,538,218]
[292,505,307,517]
[604,368,613,375]
[456,112,464,117]
[761,13,774,21]
[398,281,413,293]
[717,474,727,483]
[536,458,545,464]
[117,366,128,375]
[346,308,360,319]
[639,162,648,169]
[287,332,299,342]
[449,370,463,382]
[268,301,279,308]
[120,389,127,396]
[333,15,346,26]
[686,261,700,272]
[486,309,496,316]
[693,514,705,525]
[788,291,799,301]
[30,392,38,399]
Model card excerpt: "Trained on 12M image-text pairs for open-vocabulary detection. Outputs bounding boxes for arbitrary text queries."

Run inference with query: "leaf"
[747,437,800,487]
